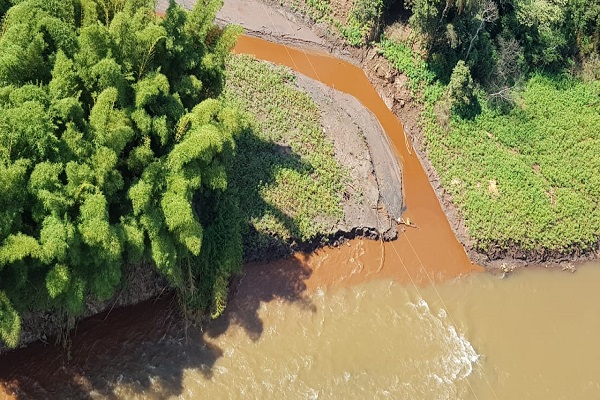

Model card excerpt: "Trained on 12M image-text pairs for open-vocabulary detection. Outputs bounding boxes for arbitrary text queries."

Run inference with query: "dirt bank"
[293,73,402,239]
[0,262,169,355]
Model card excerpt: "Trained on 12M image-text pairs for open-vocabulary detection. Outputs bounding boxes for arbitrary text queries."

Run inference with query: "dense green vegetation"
[224,55,344,253]
[279,0,600,257]
[424,77,600,254]
[378,0,600,255]
[0,0,597,349]
[0,0,243,348]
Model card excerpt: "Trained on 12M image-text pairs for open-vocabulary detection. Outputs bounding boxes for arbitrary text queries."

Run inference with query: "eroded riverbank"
[216,0,600,269]
[233,35,481,277]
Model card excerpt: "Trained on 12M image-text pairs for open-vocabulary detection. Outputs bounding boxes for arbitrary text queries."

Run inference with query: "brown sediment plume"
[233,35,483,285]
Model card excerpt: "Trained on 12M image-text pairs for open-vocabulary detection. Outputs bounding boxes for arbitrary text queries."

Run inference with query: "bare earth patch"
[293,73,402,240]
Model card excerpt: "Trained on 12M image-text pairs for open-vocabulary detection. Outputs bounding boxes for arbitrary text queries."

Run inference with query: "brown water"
[1,246,598,399]
[2,37,600,399]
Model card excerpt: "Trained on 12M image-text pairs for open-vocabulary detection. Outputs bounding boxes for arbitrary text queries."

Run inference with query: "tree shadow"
[0,124,319,400]
[453,95,482,120]
[0,251,316,398]
[0,295,215,399]
[202,124,318,339]
[206,254,316,341]
[230,125,315,260]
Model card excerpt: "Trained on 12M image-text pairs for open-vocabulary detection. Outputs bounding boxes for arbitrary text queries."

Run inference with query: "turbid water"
[1,36,599,399]
[1,243,598,399]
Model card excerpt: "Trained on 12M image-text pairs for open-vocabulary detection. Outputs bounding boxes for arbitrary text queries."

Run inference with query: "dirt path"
[217,0,328,46]
[157,0,328,48]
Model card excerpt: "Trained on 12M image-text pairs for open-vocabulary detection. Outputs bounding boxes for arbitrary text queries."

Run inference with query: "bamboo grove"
[0,0,243,348]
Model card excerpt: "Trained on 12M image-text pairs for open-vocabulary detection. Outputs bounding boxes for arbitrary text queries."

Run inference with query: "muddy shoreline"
[219,0,599,270]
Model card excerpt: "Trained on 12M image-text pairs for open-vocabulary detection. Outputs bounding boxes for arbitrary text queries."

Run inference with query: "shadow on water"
[0,123,317,400]
[0,257,316,399]
[205,123,318,340]
[0,295,209,399]
[206,255,316,341]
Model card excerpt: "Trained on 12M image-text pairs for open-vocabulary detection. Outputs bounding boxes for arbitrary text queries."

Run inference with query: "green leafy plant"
[424,75,600,255]
[0,0,243,347]
[341,0,384,46]
[223,55,345,252]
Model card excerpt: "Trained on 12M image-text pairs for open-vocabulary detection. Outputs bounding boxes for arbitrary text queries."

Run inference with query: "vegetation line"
[0,0,243,349]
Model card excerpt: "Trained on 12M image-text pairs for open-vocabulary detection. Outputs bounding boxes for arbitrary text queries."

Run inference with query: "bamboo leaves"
[0,291,20,348]
[0,0,243,348]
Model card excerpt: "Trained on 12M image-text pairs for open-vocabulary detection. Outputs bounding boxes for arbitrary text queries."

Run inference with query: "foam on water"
[408,298,480,397]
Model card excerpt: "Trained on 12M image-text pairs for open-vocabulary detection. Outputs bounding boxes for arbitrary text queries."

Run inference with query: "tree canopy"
[407,0,600,82]
[0,0,243,348]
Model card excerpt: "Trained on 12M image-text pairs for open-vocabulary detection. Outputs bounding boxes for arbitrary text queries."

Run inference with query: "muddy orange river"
[1,36,599,400]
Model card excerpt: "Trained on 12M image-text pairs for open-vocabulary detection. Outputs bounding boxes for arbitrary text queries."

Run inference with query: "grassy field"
[380,35,600,255]
[425,76,600,254]
[223,54,345,253]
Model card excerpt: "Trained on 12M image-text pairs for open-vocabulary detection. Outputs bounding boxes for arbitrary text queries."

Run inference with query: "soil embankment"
[293,73,402,239]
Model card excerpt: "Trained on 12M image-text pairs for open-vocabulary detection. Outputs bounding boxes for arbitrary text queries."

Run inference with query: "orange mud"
[233,35,483,289]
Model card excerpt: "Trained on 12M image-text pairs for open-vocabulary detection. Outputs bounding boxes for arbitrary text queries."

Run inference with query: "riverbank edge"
[233,58,403,263]
[228,0,600,271]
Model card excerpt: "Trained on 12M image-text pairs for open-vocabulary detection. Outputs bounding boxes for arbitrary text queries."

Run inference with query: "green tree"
[447,60,478,118]
[570,0,600,55]
[0,0,243,348]
[514,0,569,67]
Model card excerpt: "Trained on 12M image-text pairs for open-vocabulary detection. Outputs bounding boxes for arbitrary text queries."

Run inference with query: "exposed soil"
[0,262,169,355]
[293,73,402,239]
[234,61,406,263]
